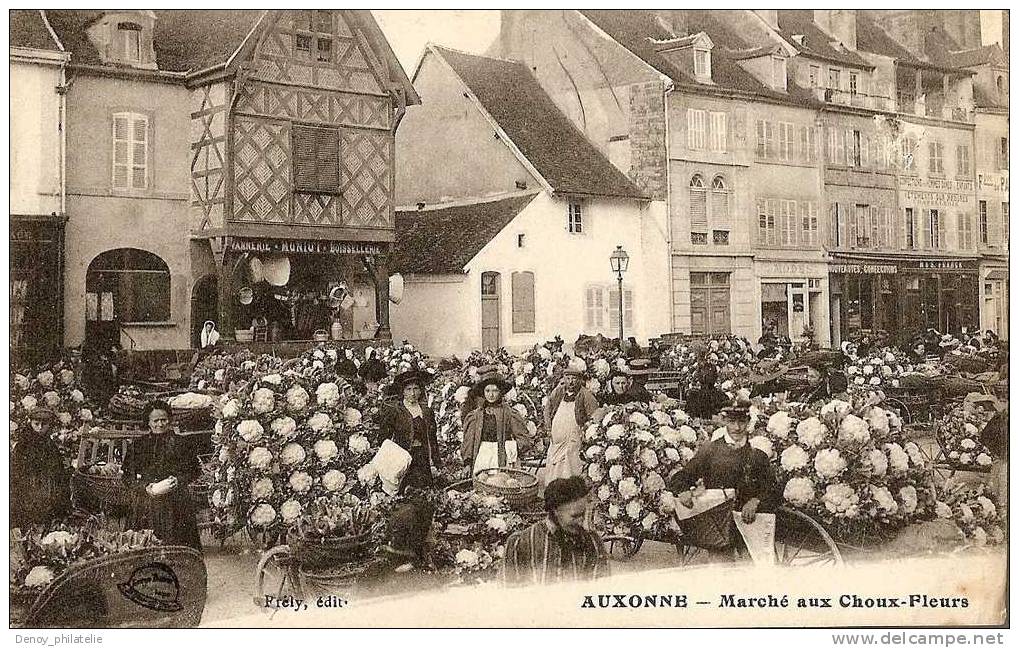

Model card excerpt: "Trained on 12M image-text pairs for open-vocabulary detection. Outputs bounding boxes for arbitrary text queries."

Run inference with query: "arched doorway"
[191,275,218,348]
[85,248,170,350]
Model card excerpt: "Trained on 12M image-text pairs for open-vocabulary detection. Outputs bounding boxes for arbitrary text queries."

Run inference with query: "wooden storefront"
[830,255,980,342]
[10,214,66,366]
[187,10,419,344]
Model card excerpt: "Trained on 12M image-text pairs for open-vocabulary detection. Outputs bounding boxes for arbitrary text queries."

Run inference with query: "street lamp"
[609,245,630,351]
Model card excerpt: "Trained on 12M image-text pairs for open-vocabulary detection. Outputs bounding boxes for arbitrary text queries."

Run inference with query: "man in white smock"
[542,358,598,486]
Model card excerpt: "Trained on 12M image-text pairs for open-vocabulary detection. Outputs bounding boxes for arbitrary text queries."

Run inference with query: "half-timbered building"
[40,9,418,351]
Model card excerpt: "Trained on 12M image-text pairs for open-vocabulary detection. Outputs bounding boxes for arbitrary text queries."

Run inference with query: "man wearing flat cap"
[10,408,70,528]
[668,403,777,526]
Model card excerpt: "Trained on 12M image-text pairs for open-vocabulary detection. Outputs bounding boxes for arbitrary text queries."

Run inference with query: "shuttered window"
[800,126,816,163]
[690,175,707,227]
[293,124,340,193]
[607,287,634,331]
[709,112,727,152]
[710,176,729,223]
[112,112,148,190]
[584,286,604,330]
[584,285,633,334]
[687,109,707,150]
[779,122,795,161]
[905,208,917,249]
[511,271,535,333]
[800,201,819,245]
[957,211,975,250]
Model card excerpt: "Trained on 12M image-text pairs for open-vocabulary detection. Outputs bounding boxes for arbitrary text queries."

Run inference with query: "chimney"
[654,10,687,38]
[814,10,857,50]
[756,10,779,30]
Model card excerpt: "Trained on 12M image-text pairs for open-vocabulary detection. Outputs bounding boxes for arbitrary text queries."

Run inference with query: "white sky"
[372,10,501,74]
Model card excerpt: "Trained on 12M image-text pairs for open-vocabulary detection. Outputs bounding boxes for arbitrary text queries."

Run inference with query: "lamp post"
[609,245,630,352]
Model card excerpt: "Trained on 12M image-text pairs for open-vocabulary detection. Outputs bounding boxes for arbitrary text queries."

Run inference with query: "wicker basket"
[676,496,736,550]
[473,468,540,509]
[71,471,133,512]
[289,530,374,570]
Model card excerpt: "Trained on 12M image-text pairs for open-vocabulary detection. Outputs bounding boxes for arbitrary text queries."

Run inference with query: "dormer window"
[694,48,711,81]
[118,23,142,63]
[86,12,157,70]
[771,56,787,91]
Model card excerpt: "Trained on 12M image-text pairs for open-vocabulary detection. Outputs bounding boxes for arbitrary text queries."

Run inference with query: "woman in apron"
[460,365,532,474]
[542,359,598,486]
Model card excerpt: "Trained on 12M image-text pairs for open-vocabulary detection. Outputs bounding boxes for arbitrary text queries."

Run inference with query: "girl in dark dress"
[10,408,70,529]
[122,401,202,551]
[377,370,441,492]
[460,366,532,474]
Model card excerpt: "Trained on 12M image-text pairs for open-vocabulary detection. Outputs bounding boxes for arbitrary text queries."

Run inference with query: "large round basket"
[288,530,374,570]
[676,497,736,550]
[473,468,539,510]
[71,471,133,512]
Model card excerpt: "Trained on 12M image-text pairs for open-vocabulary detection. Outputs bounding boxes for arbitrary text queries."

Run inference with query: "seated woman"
[668,404,778,526]
[122,401,202,551]
[461,365,532,474]
[684,366,730,420]
[600,367,642,406]
[796,355,849,403]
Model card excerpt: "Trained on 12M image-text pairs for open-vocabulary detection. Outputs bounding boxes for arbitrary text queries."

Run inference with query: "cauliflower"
[814,448,847,479]
[795,417,827,448]
[766,411,794,439]
[783,477,816,506]
[837,414,871,445]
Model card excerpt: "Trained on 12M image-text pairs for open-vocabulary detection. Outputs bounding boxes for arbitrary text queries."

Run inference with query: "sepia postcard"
[7,6,1010,638]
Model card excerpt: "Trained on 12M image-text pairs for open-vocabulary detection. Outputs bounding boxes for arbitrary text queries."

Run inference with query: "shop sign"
[830,264,898,274]
[977,173,1009,194]
[899,175,974,206]
[230,238,384,256]
[905,260,977,272]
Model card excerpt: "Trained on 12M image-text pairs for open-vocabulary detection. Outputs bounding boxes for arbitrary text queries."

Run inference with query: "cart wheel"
[254,545,303,607]
[675,542,703,566]
[774,507,844,567]
[883,398,911,425]
[603,535,642,561]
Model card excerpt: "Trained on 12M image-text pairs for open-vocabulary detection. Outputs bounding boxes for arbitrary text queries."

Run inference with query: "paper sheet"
[733,511,777,566]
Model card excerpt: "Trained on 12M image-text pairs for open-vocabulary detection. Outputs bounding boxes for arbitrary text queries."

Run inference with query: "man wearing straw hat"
[461,365,532,474]
[541,358,598,486]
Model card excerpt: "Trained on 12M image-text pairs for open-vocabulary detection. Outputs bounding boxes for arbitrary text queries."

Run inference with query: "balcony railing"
[894,91,974,123]
[815,87,892,112]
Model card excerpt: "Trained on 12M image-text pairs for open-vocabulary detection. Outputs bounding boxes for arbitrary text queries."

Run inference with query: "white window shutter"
[131,116,148,189]
[113,114,130,189]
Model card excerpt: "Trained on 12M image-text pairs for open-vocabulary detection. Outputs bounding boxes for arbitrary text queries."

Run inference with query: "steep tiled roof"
[42,9,420,102]
[433,46,647,200]
[775,10,873,69]
[580,10,820,108]
[10,10,62,51]
[948,44,1007,69]
[44,10,261,73]
[391,194,539,274]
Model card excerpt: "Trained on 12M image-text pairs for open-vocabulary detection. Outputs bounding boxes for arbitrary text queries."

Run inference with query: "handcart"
[14,546,207,628]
